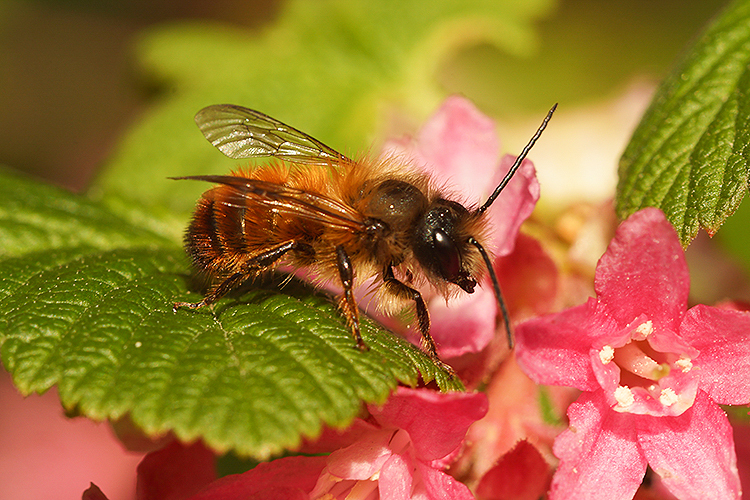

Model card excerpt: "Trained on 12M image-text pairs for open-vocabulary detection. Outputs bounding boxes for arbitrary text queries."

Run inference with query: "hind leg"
[174,240,299,311]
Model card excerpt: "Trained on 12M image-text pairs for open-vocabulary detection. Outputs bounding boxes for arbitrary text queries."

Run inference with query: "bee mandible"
[173,103,556,370]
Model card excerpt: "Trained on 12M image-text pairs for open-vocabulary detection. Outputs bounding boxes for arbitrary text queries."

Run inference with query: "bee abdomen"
[185,197,248,273]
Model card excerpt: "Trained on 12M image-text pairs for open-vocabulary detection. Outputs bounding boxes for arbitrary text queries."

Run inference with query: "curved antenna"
[476,103,557,215]
[469,237,513,349]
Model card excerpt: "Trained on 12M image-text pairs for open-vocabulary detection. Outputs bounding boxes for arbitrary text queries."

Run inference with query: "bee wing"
[174,175,366,231]
[195,105,353,167]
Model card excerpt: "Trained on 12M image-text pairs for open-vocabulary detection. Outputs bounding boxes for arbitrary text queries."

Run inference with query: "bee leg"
[382,266,455,377]
[173,271,246,311]
[174,240,299,312]
[335,245,365,351]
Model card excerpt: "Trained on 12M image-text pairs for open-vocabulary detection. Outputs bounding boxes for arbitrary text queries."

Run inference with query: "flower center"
[611,341,670,381]
[596,319,697,415]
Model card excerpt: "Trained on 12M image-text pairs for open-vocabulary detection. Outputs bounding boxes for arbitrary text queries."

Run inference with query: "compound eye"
[434,229,461,280]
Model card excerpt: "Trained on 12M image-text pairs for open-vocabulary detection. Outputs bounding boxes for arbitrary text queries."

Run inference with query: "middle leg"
[335,245,365,350]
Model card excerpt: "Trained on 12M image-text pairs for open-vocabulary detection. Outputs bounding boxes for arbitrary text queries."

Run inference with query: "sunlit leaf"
[617,0,750,245]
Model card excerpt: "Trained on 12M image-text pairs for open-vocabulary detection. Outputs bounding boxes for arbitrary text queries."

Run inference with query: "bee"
[173,103,555,371]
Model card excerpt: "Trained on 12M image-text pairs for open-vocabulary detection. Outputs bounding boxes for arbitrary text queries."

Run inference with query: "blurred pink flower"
[515,208,750,500]
[383,95,541,361]
[455,354,575,485]
[137,440,216,500]
[383,96,539,258]
[474,440,551,500]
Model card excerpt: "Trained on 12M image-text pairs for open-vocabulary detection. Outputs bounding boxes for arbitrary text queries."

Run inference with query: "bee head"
[412,199,479,293]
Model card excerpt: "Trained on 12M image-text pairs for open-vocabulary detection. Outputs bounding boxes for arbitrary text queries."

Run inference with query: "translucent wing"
[173,175,366,232]
[195,104,353,167]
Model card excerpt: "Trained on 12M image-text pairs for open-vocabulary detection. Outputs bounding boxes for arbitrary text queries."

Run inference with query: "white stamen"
[634,320,654,339]
[614,386,634,409]
[599,345,615,364]
[659,388,678,407]
[675,356,693,373]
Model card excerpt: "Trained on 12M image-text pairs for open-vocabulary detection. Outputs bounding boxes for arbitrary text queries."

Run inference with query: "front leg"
[382,266,453,375]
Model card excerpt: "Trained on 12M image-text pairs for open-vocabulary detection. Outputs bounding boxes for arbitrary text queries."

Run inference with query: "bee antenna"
[476,103,557,215]
[468,237,513,349]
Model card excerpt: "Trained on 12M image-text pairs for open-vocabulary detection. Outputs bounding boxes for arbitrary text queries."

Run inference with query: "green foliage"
[0,168,461,458]
[617,0,750,246]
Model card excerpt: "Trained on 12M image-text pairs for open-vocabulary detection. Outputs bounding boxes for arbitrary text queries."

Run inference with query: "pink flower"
[515,208,750,500]
[309,387,487,499]
[132,388,487,500]
[383,95,540,359]
[137,440,217,500]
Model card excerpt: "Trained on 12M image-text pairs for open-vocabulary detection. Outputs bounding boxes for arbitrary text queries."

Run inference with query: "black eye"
[434,229,460,280]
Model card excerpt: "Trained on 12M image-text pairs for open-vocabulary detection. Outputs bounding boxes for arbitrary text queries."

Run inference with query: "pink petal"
[637,390,741,500]
[416,461,476,500]
[475,440,551,500]
[325,429,394,480]
[550,391,646,500]
[185,455,327,500]
[485,155,540,256]
[493,233,559,321]
[379,453,413,500]
[679,304,750,405]
[394,95,500,202]
[298,418,379,454]
[369,387,488,462]
[595,208,689,330]
[642,325,699,362]
[83,483,109,500]
[137,440,216,500]
[515,298,616,391]
[427,284,497,358]
[731,423,750,500]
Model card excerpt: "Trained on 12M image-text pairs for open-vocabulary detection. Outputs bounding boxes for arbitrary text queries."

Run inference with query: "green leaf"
[0,167,461,459]
[617,0,750,245]
[95,0,552,217]
[0,169,171,256]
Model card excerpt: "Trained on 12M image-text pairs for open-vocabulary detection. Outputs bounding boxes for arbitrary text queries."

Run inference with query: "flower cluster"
[121,388,486,500]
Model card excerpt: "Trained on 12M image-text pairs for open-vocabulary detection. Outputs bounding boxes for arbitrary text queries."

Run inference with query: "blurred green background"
[0,0,723,191]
